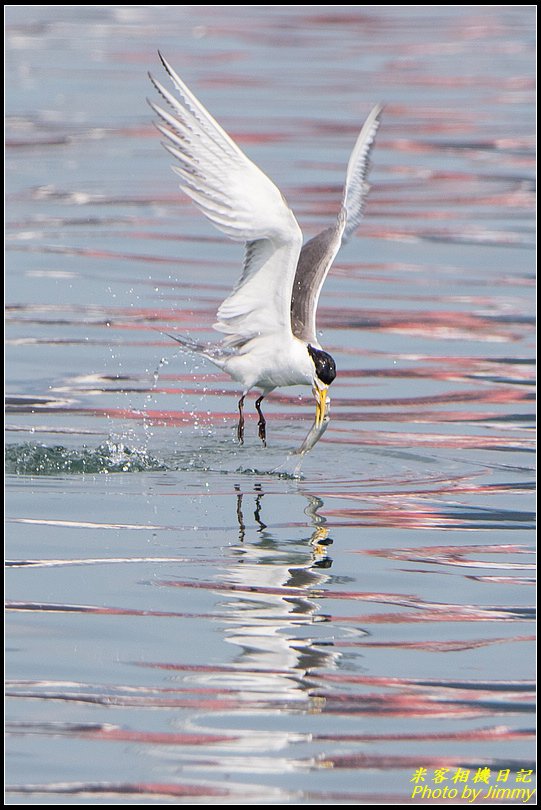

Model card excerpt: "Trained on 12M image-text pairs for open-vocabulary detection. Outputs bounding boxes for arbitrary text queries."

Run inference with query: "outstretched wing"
[149,53,303,347]
[290,104,382,345]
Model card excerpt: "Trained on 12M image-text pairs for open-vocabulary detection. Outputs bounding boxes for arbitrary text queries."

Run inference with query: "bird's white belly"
[223,337,313,392]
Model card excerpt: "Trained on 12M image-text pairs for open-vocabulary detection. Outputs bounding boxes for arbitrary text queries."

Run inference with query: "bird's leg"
[255,395,267,446]
[237,394,246,445]
[234,484,245,542]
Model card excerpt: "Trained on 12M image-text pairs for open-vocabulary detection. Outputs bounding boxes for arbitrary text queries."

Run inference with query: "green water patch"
[5,441,167,475]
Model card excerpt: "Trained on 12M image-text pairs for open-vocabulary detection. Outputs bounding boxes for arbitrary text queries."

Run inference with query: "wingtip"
[154,51,192,102]
[157,50,174,79]
[148,70,161,94]
[146,95,162,116]
[147,67,159,94]
[368,102,384,123]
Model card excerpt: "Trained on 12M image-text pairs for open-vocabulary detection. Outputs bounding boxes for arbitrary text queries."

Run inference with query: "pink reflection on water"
[363,543,534,570]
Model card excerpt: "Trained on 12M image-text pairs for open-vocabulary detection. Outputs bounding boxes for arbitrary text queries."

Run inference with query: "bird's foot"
[237,395,246,445]
[255,395,267,447]
[237,421,244,445]
[257,418,266,447]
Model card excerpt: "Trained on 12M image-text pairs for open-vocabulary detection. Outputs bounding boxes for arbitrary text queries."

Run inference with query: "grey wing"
[290,219,344,345]
[290,104,382,346]
[341,103,383,243]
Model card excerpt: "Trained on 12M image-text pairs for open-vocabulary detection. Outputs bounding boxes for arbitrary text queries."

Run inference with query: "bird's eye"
[307,345,336,385]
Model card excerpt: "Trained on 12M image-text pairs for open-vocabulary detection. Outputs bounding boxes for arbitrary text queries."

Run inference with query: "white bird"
[149,53,381,450]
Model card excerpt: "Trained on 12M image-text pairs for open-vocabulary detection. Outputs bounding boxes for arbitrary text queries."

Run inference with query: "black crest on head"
[307,345,336,386]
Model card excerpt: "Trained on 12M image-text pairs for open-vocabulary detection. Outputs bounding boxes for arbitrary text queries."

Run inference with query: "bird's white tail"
[165,332,230,370]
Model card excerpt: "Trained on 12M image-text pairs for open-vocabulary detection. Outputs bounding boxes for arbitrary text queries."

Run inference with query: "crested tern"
[149,54,381,450]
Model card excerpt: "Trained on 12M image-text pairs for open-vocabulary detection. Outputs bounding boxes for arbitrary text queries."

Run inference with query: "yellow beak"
[314,386,328,428]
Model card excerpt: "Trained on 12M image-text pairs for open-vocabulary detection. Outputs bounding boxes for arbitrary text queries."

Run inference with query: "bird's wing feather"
[290,104,382,345]
[149,54,303,347]
[341,103,383,243]
[290,218,344,345]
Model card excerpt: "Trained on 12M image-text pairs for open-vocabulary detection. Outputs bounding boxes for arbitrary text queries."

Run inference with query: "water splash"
[5,440,166,476]
[140,353,171,449]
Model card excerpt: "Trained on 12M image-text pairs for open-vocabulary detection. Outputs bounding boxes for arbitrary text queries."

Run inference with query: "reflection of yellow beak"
[314,386,328,427]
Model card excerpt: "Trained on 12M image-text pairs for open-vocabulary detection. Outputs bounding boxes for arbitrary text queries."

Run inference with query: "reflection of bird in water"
[226,487,338,682]
[149,53,382,450]
[235,483,266,544]
[235,486,332,567]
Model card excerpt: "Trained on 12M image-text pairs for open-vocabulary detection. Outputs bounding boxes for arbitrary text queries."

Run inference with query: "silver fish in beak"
[294,387,331,456]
